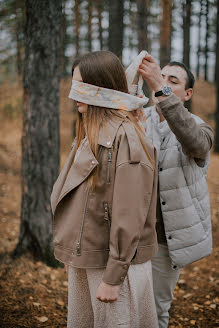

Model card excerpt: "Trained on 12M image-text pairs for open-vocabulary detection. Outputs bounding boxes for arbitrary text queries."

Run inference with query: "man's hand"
[96,281,120,303]
[138,54,164,92]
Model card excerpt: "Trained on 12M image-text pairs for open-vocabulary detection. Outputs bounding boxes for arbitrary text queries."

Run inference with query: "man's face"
[160,65,192,103]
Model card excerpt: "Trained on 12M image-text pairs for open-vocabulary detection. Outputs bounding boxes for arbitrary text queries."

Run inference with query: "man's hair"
[167,61,195,89]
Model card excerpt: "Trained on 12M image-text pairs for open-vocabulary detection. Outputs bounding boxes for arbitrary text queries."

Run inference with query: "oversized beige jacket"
[51,116,158,285]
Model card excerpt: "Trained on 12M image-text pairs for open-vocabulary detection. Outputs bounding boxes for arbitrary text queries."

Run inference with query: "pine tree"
[14,0,62,265]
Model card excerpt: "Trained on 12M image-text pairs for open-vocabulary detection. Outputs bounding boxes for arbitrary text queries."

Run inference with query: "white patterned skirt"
[67,260,158,328]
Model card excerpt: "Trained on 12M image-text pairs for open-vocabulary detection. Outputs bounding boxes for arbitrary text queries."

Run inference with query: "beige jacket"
[51,116,158,285]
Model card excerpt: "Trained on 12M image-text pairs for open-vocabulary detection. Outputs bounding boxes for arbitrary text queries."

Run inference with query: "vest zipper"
[104,202,111,231]
[76,189,89,256]
[106,148,112,184]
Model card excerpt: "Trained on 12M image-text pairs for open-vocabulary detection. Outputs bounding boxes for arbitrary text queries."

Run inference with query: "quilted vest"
[144,105,212,269]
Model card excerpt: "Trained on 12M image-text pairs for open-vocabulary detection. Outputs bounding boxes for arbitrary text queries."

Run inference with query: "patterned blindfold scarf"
[69,50,148,121]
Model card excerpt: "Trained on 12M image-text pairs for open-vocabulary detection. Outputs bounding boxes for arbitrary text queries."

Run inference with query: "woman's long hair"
[72,51,153,188]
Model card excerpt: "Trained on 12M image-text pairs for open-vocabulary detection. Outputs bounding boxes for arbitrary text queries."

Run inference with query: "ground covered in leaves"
[0,78,218,327]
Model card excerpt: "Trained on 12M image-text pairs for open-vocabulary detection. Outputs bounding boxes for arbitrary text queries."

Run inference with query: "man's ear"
[184,88,193,101]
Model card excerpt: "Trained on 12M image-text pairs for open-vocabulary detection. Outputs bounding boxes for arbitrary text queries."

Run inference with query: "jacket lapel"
[51,138,98,214]
[51,117,124,215]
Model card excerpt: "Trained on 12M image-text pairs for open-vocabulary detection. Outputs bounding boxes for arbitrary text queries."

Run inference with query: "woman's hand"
[96,281,120,303]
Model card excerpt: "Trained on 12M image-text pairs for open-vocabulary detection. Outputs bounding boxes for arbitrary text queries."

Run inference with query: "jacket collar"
[98,115,125,148]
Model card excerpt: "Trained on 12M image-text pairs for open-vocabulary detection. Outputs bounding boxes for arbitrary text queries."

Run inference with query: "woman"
[51,51,158,328]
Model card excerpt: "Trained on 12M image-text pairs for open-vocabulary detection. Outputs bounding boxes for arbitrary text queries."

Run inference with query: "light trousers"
[67,260,158,328]
[151,244,181,328]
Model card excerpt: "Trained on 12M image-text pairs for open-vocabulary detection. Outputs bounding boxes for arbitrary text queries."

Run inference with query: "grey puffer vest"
[144,105,212,269]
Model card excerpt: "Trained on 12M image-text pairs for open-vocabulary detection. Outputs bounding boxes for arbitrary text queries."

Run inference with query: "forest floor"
[0,78,218,328]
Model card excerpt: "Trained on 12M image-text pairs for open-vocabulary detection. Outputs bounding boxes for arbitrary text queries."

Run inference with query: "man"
[138,55,213,328]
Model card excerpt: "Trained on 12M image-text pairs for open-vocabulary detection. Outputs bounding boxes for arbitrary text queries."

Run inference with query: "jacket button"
[91,160,95,165]
[173,265,177,270]
[162,201,166,205]
[107,141,111,146]
[120,276,125,281]
[168,235,172,240]
[123,265,128,270]
[159,168,163,171]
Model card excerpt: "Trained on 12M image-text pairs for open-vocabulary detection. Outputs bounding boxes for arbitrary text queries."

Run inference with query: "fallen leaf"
[183,293,192,299]
[190,320,196,325]
[50,273,56,281]
[36,316,48,322]
[57,299,64,307]
[33,302,40,307]
[210,304,216,309]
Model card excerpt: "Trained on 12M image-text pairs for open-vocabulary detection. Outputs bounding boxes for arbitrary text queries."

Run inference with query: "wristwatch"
[155,86,172,97]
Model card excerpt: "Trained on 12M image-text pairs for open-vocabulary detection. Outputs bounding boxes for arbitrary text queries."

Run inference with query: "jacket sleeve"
[102,132,155,285]
[158,93,214,161]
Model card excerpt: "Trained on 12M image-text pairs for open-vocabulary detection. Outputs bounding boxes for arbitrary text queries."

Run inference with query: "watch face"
[162,86,172,96]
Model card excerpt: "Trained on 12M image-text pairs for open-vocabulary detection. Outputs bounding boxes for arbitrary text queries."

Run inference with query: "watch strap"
[154,90,163,97]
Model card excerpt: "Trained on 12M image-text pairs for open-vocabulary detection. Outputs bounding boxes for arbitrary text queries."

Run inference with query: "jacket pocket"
[106,149,112,184]
[103,202,111,232]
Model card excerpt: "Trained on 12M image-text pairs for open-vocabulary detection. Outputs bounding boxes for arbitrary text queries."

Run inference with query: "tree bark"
[14,0,25,77]
[196,0,203,78]
[137,0,150,53]
[160,0,172,67]
[204,0,209,81]
[74,0,80,57]
[60,0,67,75]
[14,0,62,266]
[108,0,124,60]
[183,0,192,69]
[214,0,219,152]
[87,0,92,52]
[97,0,103,50]
[182,0,192,111]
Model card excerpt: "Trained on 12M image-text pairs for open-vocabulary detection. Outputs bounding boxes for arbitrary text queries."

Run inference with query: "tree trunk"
[14,0,25,77]
[97,0,103,50]
[182,0,192,111]
[87,0,92,52]
[108,0,124,60]
[183,0,192,69]
[160,0,172,67]
[60,0,67,75]
[214,0,219,152]
[137,0,150,53]
[74,0,80,57]
[14,0,62,266]
[196,0,203,78]
[204,0,209,81]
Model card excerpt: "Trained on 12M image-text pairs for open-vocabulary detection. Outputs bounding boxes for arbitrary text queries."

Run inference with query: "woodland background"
[0,0,218,327]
